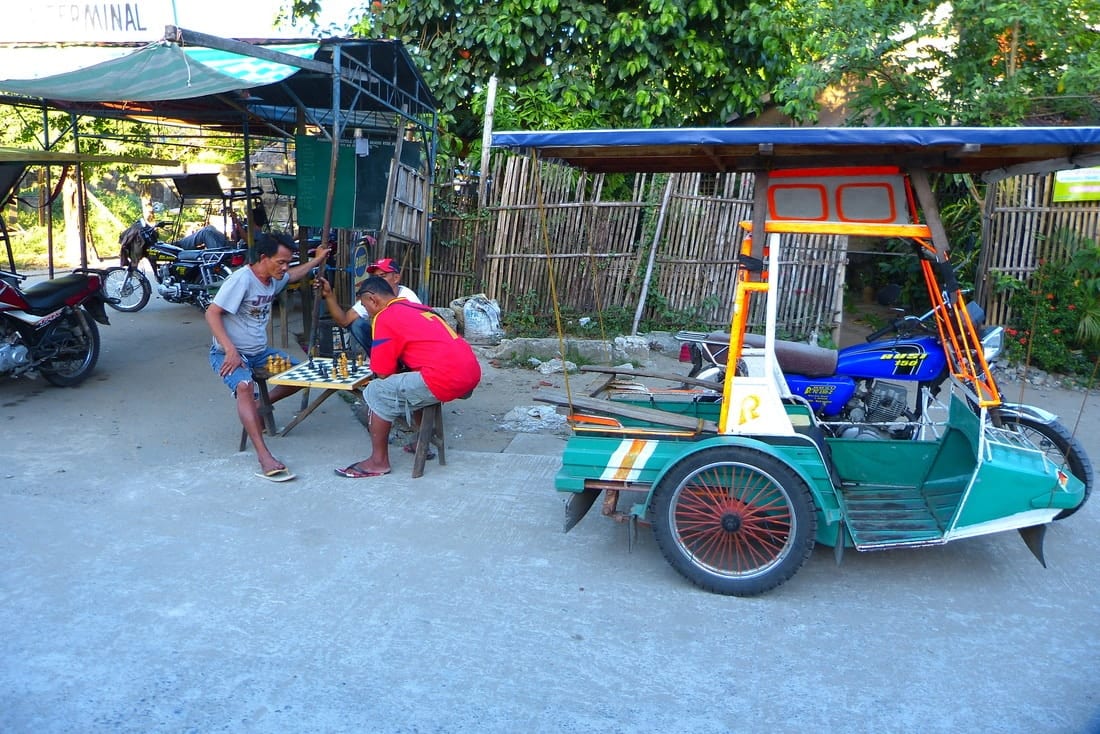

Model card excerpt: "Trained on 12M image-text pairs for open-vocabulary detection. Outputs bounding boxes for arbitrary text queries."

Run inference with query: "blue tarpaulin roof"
[491,126,1100,180]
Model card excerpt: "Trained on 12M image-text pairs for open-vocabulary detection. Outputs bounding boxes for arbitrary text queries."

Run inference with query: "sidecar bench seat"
[238,369,278,452]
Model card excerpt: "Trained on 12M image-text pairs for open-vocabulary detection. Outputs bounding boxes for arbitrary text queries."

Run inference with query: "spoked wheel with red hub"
[651,446,816,596]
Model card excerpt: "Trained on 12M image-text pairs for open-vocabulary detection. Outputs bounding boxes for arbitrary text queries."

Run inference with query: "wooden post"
[630,176,674,335]
[478,75,498,209]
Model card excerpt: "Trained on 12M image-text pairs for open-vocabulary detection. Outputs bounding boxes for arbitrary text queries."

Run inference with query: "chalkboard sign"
[296,134,424,230]
[295,135,355,228]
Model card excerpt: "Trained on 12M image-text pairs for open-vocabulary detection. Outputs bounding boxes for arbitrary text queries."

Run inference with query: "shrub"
[1002,233,1100,375]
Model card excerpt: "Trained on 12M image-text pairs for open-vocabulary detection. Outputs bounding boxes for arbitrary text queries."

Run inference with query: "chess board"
[267,357,373,391]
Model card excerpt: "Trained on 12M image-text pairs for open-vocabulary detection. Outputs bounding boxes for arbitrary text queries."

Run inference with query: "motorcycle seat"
[177,249,209,261]
[706,331,838,377]
[22,273,95,313]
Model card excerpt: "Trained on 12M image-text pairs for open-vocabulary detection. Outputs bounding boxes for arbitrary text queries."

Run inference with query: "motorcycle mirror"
[876,283,902,306]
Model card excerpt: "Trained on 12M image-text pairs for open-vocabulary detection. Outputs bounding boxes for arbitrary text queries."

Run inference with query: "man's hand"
[219,347,243,377]
[314,275,334,299]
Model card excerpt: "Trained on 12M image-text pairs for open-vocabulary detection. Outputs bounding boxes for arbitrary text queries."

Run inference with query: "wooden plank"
[533,388,719,433]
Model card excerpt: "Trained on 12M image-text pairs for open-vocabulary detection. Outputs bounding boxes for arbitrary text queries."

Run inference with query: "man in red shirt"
[332,275,481,477]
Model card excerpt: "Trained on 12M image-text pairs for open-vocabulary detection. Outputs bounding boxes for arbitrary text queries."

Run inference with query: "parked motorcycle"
[103,220,247,312]
[676,302,1094,518]
[0,267,112,387]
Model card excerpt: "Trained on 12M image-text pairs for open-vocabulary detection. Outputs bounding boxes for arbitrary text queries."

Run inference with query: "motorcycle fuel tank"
[786,374,856,416]
[836,335,948,382]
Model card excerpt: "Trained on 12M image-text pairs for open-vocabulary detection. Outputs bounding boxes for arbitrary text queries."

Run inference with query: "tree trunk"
[63,177,82,266]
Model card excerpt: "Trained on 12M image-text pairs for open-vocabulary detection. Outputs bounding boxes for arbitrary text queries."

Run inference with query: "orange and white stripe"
[598,439,658,482]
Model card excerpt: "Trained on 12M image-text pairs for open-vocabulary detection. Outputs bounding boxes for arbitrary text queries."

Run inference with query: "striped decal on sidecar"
[599,439,658,482]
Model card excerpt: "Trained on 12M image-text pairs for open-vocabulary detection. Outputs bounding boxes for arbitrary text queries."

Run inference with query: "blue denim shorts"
[209,345,297,396]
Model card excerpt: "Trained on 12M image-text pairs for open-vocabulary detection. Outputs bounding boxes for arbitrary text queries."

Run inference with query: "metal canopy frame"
[491,125,1100,266]
[1,31,440,285]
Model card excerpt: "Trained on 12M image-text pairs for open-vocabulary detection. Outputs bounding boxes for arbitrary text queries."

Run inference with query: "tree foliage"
[290,0,1100,155]
[792,0,1100,126]
[291,0,828,154]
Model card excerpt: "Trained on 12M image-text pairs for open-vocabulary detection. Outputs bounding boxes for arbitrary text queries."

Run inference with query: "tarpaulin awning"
[491,126,1100,180]
[0,35,438,139]
[0,41,319,102]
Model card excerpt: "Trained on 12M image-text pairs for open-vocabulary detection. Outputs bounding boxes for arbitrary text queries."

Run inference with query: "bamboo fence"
[427,157,1100,337]
[979,173,1100,325]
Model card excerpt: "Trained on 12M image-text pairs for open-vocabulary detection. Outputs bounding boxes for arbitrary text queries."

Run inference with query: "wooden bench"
[534,388,719,434]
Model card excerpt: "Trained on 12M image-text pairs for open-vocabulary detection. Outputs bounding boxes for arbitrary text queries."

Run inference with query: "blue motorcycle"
[676,303,1093,518]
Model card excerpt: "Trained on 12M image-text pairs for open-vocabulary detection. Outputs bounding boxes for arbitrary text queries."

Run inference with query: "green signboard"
[295,135,355,228]
[294,134,423,231]
[1053,167,1100,203]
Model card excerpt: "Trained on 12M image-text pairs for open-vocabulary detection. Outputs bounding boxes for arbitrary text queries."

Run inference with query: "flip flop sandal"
[334,463,391,478]
[255,468,296,482]
[403,443,436,460]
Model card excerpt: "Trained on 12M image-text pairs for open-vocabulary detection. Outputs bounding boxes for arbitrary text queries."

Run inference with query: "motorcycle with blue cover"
[103,219,248,312]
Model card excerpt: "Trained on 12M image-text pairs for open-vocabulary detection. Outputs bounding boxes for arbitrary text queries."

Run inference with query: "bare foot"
[258,455,286,474]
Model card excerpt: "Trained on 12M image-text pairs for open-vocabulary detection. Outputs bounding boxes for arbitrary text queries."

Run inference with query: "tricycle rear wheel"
[652,446,816,596]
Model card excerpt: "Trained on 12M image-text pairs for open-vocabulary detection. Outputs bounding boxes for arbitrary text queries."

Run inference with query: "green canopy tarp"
[0,41,319,102]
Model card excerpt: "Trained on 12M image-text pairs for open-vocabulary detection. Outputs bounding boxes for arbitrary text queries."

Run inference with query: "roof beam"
[164,26,333,75]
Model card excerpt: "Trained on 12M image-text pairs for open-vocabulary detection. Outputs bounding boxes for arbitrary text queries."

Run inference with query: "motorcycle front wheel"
[103,266,151,312]
[1001,415,1094,519]
[40,310,100,387]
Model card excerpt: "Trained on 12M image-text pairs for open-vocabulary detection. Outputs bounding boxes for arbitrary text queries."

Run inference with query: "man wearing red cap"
[320,257,420,354]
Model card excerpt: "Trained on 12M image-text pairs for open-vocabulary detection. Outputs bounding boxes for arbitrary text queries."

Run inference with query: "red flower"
[1046,293,1055,300]
[1006,328,1018,336]
[1020,338,1028,345]
[1068,304,1077,311]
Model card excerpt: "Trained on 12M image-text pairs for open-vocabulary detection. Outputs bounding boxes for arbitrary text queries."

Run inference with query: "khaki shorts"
[363,371,438,422]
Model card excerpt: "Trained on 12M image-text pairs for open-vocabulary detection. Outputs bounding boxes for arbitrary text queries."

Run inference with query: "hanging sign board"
[2,1,294,44]
[1052,167,1100,203]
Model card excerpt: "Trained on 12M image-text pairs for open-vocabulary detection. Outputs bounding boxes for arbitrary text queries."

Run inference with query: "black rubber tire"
[651,446,816,596]
[41,311,100,387]
[1001,415,1093,520]
[103,266,151,312]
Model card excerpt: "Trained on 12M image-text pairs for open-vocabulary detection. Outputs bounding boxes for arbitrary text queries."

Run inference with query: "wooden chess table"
[267,356,373,436]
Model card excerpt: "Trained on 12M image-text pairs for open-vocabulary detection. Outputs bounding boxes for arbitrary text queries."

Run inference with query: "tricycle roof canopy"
[491,126,1100,180]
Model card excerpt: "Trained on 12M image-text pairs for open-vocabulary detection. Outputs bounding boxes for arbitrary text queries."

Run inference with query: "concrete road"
[2,296,1099,733]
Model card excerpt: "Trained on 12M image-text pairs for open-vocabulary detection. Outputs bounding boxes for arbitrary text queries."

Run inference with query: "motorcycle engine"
[864,381,909,422]
[836,381,912,440]
[0,329,31,375]
[156,267,185,302]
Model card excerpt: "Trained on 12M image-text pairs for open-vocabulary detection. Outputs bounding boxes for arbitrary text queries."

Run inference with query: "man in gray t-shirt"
[206,234,331,481]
